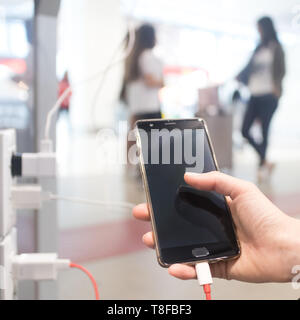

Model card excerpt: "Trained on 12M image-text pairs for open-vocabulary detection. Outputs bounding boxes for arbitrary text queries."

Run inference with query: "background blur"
[1,0,300,299]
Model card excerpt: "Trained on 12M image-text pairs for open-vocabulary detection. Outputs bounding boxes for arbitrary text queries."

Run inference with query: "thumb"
[184,171,254,200]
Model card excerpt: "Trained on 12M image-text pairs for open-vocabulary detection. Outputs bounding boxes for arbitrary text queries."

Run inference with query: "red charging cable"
[203,284,211,300]
[70,262,100,300]
[196,263,213,300]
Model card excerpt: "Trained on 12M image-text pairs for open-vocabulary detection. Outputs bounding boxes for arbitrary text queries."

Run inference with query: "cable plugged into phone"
[195,262,213,300]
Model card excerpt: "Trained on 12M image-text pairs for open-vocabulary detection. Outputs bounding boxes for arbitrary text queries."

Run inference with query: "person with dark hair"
[237,16,286,181]
[123,24,164,173]
[123,23,164,122]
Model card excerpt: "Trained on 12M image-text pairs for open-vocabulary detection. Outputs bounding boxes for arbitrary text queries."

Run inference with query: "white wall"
[58,0,126,129]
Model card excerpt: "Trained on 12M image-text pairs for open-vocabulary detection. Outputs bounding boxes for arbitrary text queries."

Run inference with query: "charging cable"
[12,253,100,300]
[195,262,213,300]
[50,194,135,210]
[11,185,135,211]
[69,262,100,300]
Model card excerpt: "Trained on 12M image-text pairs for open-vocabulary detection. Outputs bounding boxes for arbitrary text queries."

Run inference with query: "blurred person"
[133,171,300,284]
[58,71,72,116]
[122,24,164,171]
[123,23,164,122]
[237,16,285,181]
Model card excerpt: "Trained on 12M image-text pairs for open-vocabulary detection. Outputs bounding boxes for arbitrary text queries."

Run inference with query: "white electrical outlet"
[0,228,17,300]
[0,129,16,239]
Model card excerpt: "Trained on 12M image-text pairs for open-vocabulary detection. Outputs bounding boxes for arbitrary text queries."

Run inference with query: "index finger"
[132,203,150,221]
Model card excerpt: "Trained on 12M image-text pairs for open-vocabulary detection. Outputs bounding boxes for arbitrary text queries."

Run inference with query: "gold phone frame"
[135,118,241,268]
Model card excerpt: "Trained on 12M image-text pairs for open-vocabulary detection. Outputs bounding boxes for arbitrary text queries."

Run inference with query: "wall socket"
[0,228,17,300]
[0,129,16,239]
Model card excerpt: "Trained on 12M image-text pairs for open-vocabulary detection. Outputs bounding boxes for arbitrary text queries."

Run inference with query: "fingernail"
[142,234,147,242]
[184,172,200,177]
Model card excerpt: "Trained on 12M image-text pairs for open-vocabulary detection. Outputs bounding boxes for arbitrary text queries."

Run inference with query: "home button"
[192,247,209,258]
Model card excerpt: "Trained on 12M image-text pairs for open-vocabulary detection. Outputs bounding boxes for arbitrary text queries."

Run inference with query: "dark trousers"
[241,94,278,166]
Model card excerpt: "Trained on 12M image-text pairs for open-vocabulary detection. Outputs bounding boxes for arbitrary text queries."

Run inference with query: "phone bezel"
[135,118,241,268]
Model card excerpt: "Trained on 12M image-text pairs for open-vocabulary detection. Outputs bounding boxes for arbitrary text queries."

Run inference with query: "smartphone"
[135,118,240,267]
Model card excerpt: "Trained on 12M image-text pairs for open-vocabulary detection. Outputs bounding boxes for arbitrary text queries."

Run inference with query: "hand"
[133,171,300,283]
[273,86,281,98]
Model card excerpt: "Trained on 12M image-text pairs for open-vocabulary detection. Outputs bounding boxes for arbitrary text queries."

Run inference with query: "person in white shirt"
[237,17,285,181]
[122,24,164,167]
[123,24,164,120]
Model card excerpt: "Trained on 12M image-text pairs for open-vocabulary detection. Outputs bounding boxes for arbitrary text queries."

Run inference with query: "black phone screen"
[137,119,239,265]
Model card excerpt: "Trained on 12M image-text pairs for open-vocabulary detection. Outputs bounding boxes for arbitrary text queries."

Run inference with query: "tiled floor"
[56,116,300,300]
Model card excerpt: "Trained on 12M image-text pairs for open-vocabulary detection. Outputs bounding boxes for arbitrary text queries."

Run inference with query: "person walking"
[237,16,286,180]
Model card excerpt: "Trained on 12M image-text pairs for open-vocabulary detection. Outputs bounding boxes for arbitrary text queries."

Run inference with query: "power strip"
[0,228,17,300]
[0,129,17,300]
[0,129,16,239]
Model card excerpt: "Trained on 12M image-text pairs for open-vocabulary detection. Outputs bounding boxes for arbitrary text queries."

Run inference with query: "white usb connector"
[12,253,70,281]
[21,153,56,177]
[195,262,213,300]
[195,262,213,286]
[11,185,51,210]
